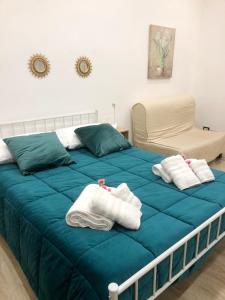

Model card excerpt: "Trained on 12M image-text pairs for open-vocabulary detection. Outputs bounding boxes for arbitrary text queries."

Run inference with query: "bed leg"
[108,283,119,300]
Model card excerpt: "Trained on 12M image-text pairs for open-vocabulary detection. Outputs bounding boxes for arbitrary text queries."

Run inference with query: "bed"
[1,112,225,300]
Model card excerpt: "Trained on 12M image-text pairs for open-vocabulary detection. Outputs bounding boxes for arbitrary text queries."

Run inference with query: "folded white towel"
[161,155,201,190]
[189,159,215,183]
[152,164,172,183]
[66,184,114,231]
[111,183,142,209]
[91,187,142,230]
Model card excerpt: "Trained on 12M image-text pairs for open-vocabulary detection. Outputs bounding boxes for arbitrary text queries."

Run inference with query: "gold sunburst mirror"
[28,54,50,78]
[75,56,92,78]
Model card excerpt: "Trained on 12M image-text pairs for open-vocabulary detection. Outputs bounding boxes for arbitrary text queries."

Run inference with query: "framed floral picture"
[148,24,176,79]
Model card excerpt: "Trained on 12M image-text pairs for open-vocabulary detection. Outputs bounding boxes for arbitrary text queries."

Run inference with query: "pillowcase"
[4,132,74,175]
[0,139,14,164]
[56,123,99,150]
[74,123,131,157]
[56,123,117,150]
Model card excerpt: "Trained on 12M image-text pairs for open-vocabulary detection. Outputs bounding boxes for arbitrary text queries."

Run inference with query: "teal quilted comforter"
[1,147,225,300]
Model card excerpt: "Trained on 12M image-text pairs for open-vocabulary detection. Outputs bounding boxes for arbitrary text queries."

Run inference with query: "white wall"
[0,0,203,129]
[192,0,225,131]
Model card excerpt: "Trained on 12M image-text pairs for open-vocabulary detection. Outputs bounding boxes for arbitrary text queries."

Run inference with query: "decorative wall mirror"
[28,54,50,78]
[75,56,92,78]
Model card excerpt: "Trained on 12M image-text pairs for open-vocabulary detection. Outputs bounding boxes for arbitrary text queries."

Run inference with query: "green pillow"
[75,123,131,157]
[4,132,74,175]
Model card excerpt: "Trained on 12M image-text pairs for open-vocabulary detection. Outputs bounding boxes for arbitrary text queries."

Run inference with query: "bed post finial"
[108,283,119,300]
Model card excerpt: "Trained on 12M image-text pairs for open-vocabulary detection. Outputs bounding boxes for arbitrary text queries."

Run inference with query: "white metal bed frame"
[0,112,224,300]
[108,207,225,300]
[0,111,98,138]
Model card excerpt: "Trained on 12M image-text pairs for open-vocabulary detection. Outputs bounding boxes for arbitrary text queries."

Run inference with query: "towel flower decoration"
[98,178,111,192]
[186,159,192,166]
[181,153,192,166]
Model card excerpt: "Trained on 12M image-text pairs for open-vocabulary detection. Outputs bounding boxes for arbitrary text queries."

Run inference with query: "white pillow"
[0,139,14,164]
[0,131,44,165]
[56,123,99,149]
[56,123,117,150]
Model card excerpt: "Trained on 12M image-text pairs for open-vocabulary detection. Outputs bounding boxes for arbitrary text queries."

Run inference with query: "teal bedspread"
[1,147,225,300]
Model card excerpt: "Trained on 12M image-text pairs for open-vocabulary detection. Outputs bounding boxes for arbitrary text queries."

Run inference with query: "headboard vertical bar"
[35,120,38,132]
[11,124,15,136]
[23,122,26,134]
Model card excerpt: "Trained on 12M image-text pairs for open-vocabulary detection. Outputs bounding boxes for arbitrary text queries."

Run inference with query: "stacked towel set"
[66,181,142,231]
[66,155,214,231]
[152,154,215,190]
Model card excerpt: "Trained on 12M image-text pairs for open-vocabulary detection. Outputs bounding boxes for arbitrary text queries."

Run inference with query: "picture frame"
[148,25,176,79]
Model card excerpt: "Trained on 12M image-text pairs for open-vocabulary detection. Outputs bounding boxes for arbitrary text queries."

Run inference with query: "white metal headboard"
[0,111,98,138]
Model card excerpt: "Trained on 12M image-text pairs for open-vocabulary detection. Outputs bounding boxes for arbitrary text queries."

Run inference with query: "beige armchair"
[132,95,225,162]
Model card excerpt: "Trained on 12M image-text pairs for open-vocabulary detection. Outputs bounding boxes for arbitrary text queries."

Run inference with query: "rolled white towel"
[161,155,200,190]
[91,187,142,230]
[189,159,215,183]
[111,183,142,209]
[152,164,172,183]
[66,184,114,231]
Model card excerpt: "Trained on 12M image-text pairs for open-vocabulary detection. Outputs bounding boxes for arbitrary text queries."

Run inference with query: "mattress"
[1,147,225,300]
